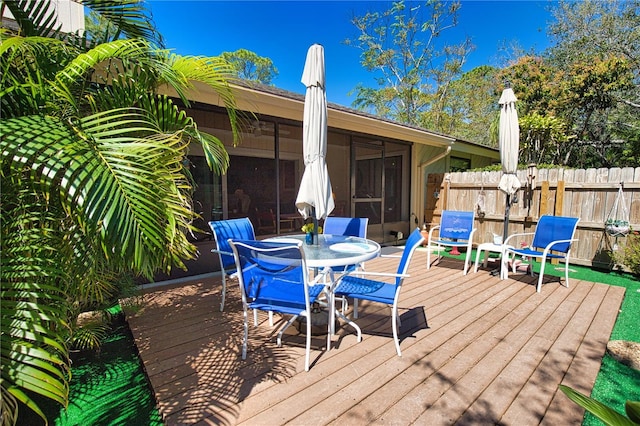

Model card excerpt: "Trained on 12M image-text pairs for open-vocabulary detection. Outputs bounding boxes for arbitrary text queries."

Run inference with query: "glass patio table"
[264,233,381,270]
[264,234,380,340]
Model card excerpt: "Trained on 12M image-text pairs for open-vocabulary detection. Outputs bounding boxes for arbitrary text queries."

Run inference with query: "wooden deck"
[126,246,625,425]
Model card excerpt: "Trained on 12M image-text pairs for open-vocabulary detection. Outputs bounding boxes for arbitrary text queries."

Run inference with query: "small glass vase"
[305,232,314,245]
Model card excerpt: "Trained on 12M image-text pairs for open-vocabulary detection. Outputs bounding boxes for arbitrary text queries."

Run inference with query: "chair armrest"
[211,249,234,257]
[428,225,441,240]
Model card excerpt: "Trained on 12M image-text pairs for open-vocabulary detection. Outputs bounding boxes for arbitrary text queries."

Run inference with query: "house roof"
[163,79,498,154]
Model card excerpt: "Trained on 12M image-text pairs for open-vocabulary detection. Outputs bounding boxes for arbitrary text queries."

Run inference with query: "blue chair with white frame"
[426,210,477,275]
[331,228,425,356]
[322,216,370,326]
[501,215,580,293]
[209,218,256,311]
[229,239,330,371]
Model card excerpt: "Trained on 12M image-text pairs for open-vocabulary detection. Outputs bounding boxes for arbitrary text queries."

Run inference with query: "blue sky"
[148,1,555,107]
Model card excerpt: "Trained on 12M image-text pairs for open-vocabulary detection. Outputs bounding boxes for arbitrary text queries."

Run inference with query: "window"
[450,157,471,172]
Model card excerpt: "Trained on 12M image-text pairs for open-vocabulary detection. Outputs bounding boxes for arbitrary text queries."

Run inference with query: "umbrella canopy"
[295,44,334,223]
[497,86,521,241]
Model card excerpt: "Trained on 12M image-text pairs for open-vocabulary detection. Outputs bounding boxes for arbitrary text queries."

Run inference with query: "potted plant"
[605,219,630,237]
[301,222,322,244]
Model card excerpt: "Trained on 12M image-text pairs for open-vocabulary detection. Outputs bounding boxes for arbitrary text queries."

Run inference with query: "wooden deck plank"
[125,252,624,425]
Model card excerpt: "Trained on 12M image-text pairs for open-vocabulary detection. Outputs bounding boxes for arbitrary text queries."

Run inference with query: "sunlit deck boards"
[126,247,625,425]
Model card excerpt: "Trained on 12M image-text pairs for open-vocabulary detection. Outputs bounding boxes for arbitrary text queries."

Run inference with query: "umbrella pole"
[503,194,511,243]
[490,194,511,277]
[312,207,318,245]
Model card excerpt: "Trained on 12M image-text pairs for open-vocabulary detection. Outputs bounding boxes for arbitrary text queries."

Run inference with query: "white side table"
[474,242,511,275]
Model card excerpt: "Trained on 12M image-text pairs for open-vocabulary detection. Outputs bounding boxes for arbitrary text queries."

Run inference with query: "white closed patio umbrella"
[498,84,521,242]
[295,44,334,240]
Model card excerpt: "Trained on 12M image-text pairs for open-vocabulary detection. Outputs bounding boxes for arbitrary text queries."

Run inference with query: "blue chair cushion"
[250,283,324,315]
[334,275,395,304]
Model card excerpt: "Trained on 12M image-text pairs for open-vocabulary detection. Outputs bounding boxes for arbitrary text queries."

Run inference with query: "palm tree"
[0,1,241,423]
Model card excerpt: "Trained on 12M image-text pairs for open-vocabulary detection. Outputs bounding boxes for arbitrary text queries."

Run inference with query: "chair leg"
[473,248,482,273]
[462,251,470,275]
[537,257,547,293]
[426,245,432,270]
[328,295,334,350]
[242,309,249,360]
[563,259,570,288]
[500,253,508,280]
[220,274,227,311]
[391,304,401,356]
[305,314,311,371]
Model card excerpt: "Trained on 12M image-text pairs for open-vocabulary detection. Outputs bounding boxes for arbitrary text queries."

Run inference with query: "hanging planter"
[605,184,630,237]
[605,219,630,237]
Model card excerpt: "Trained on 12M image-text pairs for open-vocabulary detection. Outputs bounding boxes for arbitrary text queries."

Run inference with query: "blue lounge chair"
[426,210,477,275]
[501,215,580,293]
[332,228,425,356]
[229,239,329,371]
[209,218,256,311]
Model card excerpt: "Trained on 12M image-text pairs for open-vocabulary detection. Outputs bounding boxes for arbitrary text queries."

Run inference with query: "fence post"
[540,181,550,215]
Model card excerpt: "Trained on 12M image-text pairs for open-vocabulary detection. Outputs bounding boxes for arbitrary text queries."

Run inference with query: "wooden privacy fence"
[425,167,640,270]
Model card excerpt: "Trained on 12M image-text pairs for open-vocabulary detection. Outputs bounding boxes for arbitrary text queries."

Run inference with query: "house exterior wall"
[2,0,85,34]
[155,83,499,281]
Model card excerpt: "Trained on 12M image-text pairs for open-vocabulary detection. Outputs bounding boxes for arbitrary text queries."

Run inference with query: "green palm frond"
[0,35,72,117]
[1,187,72,418]
[2,2,240,422]
[83,0,164,47]
[54,38,154,109]
[1,109,196,276]
[137,94,231,174]
[161,53,243,146]
[559,385,637,426]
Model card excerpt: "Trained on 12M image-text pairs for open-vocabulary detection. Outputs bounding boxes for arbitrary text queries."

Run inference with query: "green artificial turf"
[52,316,164,426]
[19,308,164,425]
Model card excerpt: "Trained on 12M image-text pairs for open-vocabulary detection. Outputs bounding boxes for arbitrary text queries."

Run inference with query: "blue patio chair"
[426,210,476,275]
[324,216,368,239]
[323,217,368,271]
[501,215,580,293]
[229,239,330,371]
[209,218,256,311]
[323,216,369,322]
[331,228,425,356]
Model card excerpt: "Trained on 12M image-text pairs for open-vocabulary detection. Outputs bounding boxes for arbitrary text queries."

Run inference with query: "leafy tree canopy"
[344,0,473,129]
[219,48,279,85]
